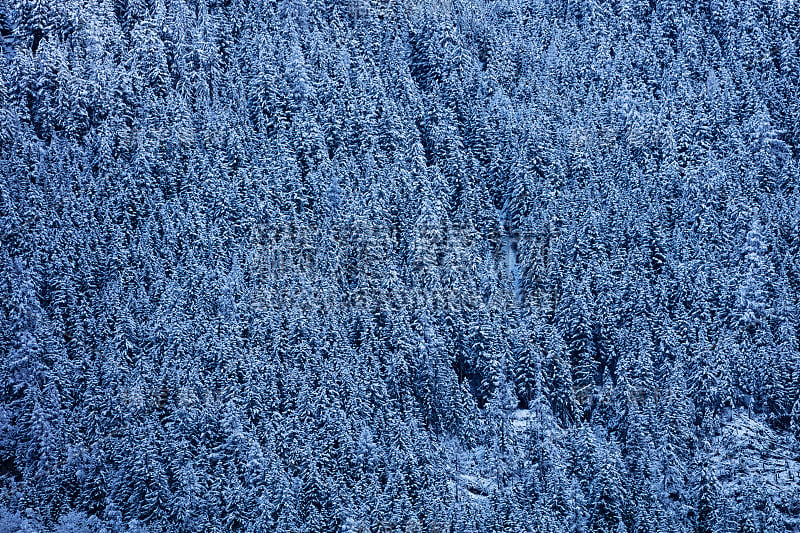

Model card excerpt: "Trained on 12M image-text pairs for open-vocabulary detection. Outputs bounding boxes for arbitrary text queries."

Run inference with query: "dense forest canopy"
[1,0,800,531]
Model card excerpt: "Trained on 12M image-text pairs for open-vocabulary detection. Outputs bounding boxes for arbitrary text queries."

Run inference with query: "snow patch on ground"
[457,474,495,500]
[709,410,800,528]
[510,408,531,429]
[710,411,800,490]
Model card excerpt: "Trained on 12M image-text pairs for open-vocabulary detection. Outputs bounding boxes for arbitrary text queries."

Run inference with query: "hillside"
[1,0,800,531]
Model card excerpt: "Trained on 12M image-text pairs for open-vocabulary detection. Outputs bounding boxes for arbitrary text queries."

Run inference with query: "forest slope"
[1,0,800,531]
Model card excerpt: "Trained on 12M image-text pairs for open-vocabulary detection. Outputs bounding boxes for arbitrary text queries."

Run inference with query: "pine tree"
[658,353,694,503]
[689,326,728,429]
[695,460,719,533]
[588,442,627,533]
[559,285,597,412]
[511,319,540,409]
[544,331,576,426]
[736,216,774,337]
